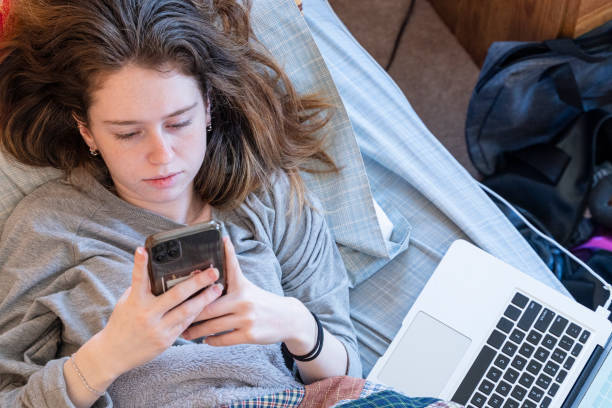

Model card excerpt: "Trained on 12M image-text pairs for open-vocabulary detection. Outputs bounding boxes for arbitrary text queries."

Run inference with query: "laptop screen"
[576,341,612,407]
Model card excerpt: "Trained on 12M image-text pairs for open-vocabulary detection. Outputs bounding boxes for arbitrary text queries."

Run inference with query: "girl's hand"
[97,247,224,378]
[182,238,317,354]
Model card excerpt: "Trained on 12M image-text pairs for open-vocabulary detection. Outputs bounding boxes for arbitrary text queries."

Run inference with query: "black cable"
[385,0,416,71]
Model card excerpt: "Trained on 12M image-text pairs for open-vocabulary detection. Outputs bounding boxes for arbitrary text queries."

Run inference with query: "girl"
[0,0,361,406]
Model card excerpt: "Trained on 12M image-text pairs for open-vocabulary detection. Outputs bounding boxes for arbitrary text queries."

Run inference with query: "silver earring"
[207,123,212,133]
[89,147,99,156]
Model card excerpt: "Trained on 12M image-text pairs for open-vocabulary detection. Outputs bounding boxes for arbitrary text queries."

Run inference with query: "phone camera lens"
[155,253,166,263]
[168,249,179,258]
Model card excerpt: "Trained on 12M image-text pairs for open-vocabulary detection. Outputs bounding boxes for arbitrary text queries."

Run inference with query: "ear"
[72,113,97,151]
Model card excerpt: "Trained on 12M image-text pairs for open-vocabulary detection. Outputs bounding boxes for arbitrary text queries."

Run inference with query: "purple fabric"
[574,235,612,253]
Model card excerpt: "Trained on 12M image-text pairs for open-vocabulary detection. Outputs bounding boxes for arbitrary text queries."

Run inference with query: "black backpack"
[466,21,612,247]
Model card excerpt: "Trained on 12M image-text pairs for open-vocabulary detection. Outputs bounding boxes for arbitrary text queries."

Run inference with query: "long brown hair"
[0,0,337,209]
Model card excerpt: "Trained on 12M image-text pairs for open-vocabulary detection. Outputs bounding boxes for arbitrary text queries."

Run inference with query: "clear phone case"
[145,221,225,296]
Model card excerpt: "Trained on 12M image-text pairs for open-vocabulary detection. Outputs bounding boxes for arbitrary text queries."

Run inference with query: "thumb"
[223,236,245,292]
[131,247,151,297]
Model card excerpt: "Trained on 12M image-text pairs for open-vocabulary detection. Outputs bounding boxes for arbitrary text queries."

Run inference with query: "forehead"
[88,64,204,121]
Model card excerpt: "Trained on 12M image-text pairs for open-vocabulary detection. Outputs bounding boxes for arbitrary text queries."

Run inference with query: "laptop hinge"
[561,345,604,408]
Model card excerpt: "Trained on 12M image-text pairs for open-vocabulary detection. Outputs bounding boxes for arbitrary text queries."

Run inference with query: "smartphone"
[145,220,225,297]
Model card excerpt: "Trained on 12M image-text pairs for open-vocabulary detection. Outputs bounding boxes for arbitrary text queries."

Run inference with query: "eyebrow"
[102,102,198,125]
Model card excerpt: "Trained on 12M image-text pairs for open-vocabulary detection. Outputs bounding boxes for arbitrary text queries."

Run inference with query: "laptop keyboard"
[453,292,591,408]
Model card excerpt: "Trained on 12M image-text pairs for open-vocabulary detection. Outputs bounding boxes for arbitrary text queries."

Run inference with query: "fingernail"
[214,283,223,294]
[208,268,218,280]
[136,247,144,256]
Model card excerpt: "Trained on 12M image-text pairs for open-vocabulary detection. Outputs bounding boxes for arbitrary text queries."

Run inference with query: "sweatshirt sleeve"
[0,193,112,408]
[267,174,363,378]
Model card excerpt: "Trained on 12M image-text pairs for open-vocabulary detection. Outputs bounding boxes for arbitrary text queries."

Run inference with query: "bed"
[0,0,569,405]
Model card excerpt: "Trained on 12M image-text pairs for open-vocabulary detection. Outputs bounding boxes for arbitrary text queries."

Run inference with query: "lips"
[147,172,180,181]
[144,171,182,188]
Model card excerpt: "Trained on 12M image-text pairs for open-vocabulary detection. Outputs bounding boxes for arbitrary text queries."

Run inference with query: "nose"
[147,128,174,165]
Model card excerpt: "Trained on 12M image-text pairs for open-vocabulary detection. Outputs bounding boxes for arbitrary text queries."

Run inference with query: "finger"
[204,328,249,347]
[182,313,244,340]
[192,289,238,321]
[223,237,244,292]
[131,247,150,298]
[163,282,223,329]
[154,268,220,314]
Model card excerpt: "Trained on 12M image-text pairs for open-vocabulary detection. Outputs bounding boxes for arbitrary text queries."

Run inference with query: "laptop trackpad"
[378,311,471,397]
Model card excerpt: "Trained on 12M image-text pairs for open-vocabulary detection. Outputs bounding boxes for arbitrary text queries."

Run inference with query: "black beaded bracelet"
[281,311,324,362]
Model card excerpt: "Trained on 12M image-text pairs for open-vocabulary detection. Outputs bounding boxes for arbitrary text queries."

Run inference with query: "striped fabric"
[334,391,440,408]
[221,387,305,408]
[359,381,392,399]
[249,0,391,278]
[222,379,463,408]
[300,0,572,376]
[341,382,464,408]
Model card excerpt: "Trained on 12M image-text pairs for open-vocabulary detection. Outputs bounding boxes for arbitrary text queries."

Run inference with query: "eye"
[115,131,139,140]
[167,120,192,129]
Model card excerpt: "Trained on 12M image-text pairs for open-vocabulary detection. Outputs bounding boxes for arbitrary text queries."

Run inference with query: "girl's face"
[78,64,209,217]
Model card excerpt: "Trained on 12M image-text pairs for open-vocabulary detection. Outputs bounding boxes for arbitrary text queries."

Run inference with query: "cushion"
[0,0,390,285]
[0,154,61,232]
[250,0,391,268]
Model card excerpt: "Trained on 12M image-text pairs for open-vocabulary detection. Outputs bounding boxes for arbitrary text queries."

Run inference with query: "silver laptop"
[367,240,612,408]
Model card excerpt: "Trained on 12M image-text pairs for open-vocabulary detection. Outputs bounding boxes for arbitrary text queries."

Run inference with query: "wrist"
[79,330,124,383]
[282,298,317,356]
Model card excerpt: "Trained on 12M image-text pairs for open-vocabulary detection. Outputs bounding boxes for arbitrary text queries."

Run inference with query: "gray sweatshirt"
[0,168,361,407]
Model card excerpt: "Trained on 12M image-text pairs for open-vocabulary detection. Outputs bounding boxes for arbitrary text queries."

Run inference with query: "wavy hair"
[0,0,337,209]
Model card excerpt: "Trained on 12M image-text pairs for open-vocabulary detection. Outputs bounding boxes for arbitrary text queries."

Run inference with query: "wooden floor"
[329,0,480,176]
